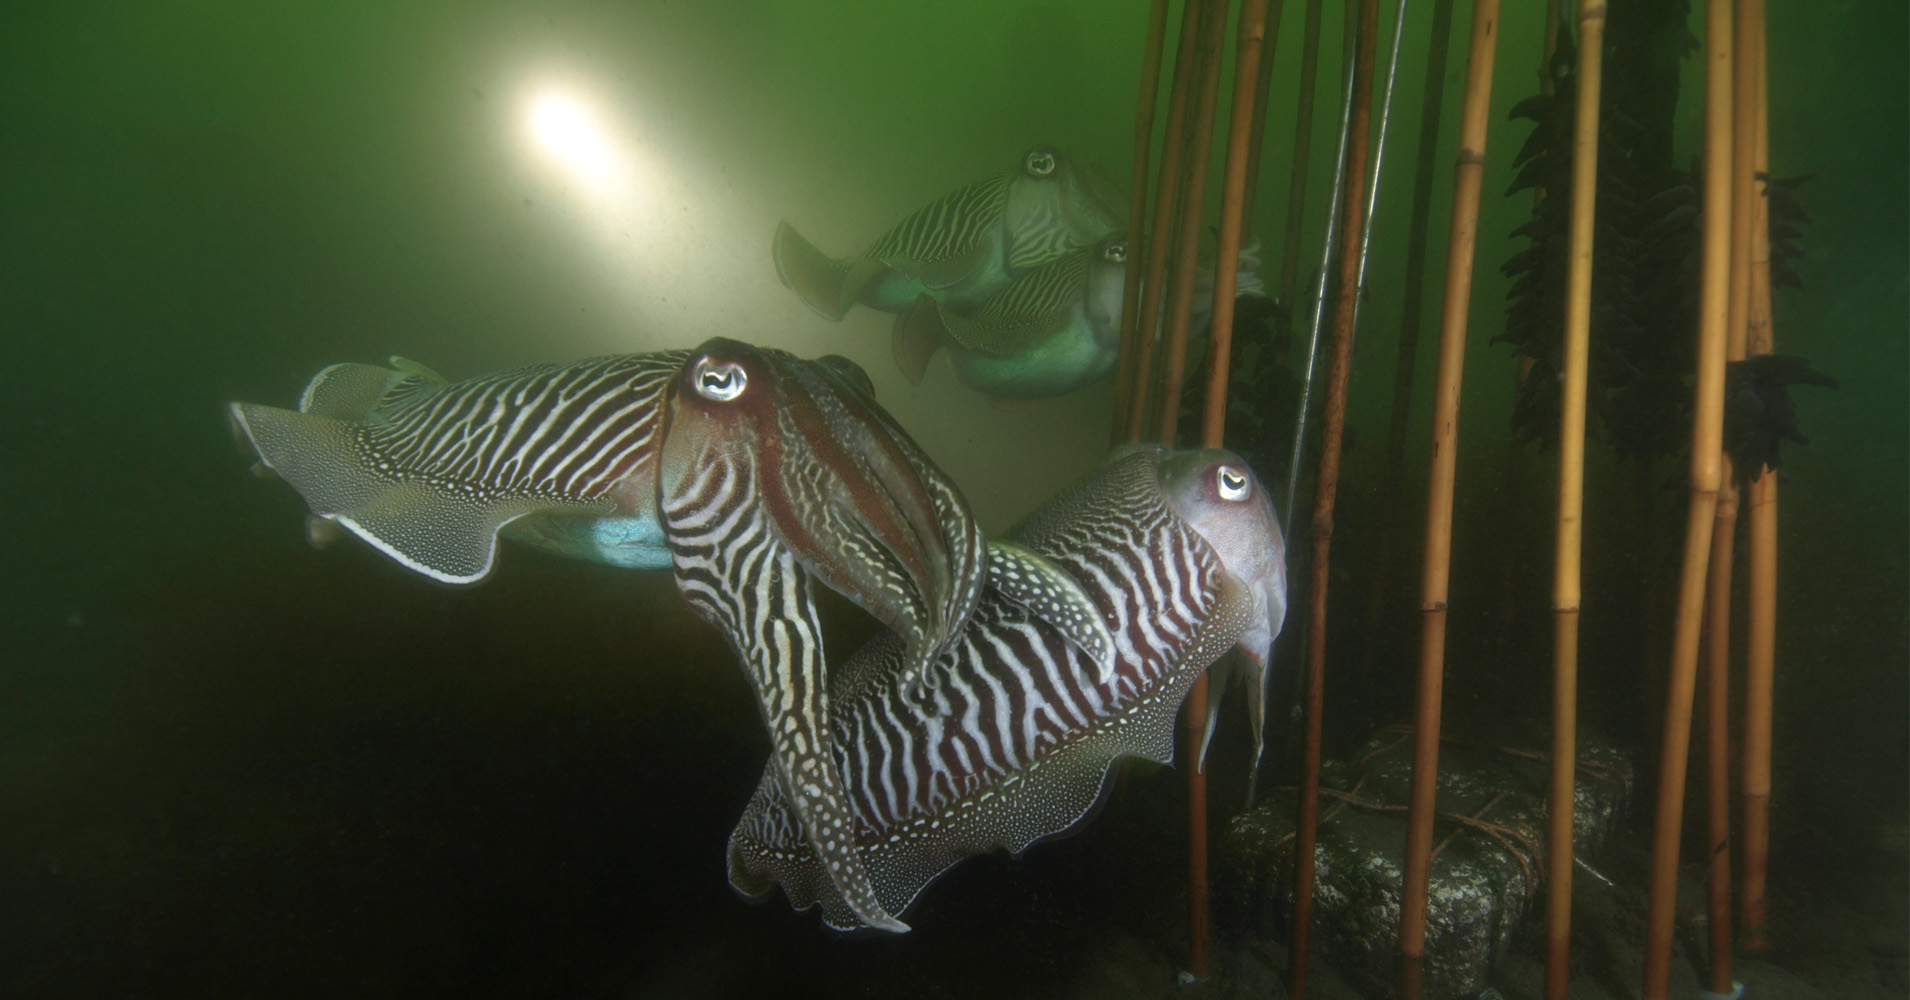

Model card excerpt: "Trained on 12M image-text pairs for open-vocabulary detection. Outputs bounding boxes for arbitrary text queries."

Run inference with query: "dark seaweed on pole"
[1496,3,1703,465]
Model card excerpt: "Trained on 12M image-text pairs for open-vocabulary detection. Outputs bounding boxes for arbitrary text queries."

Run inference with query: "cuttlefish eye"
[694,358,748,402]
[1216,464,1251,501]
[1103,240,1128,264]
[1024,150,1057,177]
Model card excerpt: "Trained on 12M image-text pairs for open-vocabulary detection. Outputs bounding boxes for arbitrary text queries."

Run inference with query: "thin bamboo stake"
[1275,0,1326,321]
[1174,2,1273,979]
[1237,0,1288,241]
[1703,475,1740,985]
[1398,2,1499,997]
[1701,1,1762,991]
[1291,0,1378,995]
[1358,0,1459,686]
[1203,0,1274,444]
[1644,0,1736,993]
[1126,0,1209,441]
[1161,0,1268,977]
[1740,1,1775,951]
[1111,0,1174,441]
[1154,0,1231,447]
[1546,1,1606,994]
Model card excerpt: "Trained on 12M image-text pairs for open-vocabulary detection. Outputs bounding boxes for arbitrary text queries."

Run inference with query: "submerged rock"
[1219,723,1634,999]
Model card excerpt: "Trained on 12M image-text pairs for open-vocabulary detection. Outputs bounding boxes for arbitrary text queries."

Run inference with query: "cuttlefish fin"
[296,356,446,420]
[984,541,1116,683]
[891,295,946,385]
[227,402,565,583]
[774,221,886,321]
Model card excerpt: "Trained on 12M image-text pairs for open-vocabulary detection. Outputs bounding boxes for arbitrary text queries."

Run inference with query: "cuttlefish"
[894,231,1129,398]
[772,145,1127,383]
[727,445,1288,931]
[227,338,1112,932]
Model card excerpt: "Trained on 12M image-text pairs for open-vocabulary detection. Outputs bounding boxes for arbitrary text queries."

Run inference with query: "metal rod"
[1290,0,1379,994]
[1644,0,1736,992]
[1349,0,1411,336]
[1280,11,1359,534]
[1397,2,1499,996]
[1358,0,1457,684]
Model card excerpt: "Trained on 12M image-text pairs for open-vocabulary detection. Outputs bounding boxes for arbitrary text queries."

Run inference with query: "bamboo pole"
[1358,0,1458,685]
[1275,0,1326,323]
[1397,2,1500,997]
[1125,0,1209,441]
[1290,0,1378,995]
[1740,0,1775,951]
[1202,0,1274,445]
[1644,0,1736,993]
[1172,3,1274,980]
[1237,0,1288,240]
[1546,1,1605,994]
[1701,1,1762,990]
[1154,0,1232,447]
[1111,0,1174,441]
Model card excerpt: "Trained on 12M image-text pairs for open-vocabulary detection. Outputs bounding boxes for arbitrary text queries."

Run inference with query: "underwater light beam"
[525,89,622,188]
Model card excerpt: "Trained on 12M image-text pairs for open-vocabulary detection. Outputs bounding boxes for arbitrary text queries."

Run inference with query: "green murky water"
[3,1,1902,996]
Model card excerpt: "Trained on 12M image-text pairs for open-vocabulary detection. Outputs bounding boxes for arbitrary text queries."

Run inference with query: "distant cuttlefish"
[728,445,1288,932]
[890,231,1269,401]
[773,144,1127,385]
[227,339,1113,933]
[894,231,1129,399]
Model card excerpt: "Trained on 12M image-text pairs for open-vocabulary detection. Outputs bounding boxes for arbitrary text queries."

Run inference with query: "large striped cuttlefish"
[226,338,1113,933]
[727,445,1288,932]
[772,145,1127,386]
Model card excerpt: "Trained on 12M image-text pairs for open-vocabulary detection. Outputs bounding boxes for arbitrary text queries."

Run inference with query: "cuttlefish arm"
[658,338,997,933]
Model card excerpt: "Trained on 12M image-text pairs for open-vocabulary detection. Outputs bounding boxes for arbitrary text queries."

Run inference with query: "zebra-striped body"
[349,353,685,506]
[898,232,1129,399]
[660,430,904,931]
[657,338,1004,933]
[772,146,1127,358]
[860,171,1014,296]
[231,337,1124,935]
[229,351,691,582]
[728,446,1287,931]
